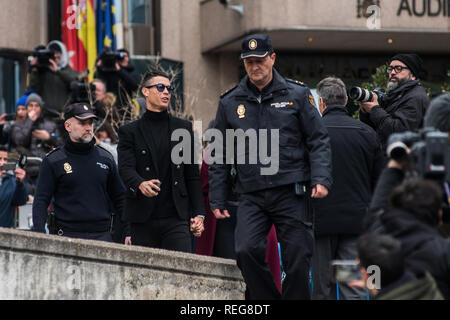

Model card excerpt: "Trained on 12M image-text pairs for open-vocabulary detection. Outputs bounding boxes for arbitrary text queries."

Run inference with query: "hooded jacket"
[380,208,450,299]
[28,41,79,114]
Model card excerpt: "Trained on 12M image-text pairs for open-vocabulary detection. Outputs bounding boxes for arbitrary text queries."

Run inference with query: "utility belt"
[47,211,111,235]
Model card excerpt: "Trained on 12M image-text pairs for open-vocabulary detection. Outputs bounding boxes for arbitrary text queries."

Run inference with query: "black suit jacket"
[117,114,205,223]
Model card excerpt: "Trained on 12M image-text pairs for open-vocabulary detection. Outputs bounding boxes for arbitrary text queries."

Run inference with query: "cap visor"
[241,51,269,59]
[74,113,97,120]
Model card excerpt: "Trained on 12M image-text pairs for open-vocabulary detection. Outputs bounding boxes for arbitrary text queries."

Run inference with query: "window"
[128,0,153,25]
[0,57,21,115]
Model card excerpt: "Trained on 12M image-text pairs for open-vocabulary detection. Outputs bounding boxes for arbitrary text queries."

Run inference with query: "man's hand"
[190,216,205,237]
[212,208,230,219]
[32,129,51,141]
[138,179,161,198]
[14,167,26,183]
[28,110,39,122]
[48,59,58,72]
[359,93,379,113]
[124,236,132,246]
[311,184,329,198]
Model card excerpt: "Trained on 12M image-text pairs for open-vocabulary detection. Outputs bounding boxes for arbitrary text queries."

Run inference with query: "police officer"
[32,103,125,242]
[209,34,332,300]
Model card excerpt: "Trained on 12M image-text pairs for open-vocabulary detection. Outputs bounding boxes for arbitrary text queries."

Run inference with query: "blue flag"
[96,0,117,53]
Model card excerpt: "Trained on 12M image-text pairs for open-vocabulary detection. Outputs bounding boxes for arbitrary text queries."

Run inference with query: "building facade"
[0,0,448,125]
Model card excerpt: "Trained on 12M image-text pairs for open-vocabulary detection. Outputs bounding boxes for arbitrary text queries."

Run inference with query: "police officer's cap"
[240,34,273,60]
[64,103,98,121]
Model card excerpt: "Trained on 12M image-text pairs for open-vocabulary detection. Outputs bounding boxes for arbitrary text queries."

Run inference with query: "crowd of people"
[0,36,449,300]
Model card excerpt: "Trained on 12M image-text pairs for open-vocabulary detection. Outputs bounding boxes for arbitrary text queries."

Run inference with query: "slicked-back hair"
[141,70,170,87]
[316,76,348,106]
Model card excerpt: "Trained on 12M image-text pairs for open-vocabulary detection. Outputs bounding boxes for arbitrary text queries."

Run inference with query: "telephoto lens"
[349,86,374,102]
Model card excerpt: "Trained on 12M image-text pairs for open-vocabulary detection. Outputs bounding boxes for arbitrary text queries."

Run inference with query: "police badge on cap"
[241,34,273,59]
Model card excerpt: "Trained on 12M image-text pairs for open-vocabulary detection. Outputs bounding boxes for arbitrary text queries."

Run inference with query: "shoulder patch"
[286,78,306,87]
[96,144,115,161]
[46,147,66,162]
[46,147,61,157]
[220,85,238,98]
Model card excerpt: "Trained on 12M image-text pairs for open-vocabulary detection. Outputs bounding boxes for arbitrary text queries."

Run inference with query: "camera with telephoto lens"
[31,45,56,70]
[98,49,126,72]
[70,81,96,104]
[387,129,450,223]
[348,86,389,108]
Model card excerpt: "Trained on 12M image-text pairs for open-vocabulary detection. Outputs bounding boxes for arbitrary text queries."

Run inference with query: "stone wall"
[0,228,245,300]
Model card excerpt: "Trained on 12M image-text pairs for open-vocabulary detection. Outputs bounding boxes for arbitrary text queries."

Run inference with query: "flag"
[62,0,97,81]
[96,0,117,54]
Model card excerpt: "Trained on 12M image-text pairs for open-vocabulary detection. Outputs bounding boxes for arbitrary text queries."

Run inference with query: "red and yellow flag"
[62,0,97,81]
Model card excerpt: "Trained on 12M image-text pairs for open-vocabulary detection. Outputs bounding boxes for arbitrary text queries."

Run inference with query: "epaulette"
[286,78,306,87]
[46,147,61,157]
[220,85,238,98]
[96,144,115,160]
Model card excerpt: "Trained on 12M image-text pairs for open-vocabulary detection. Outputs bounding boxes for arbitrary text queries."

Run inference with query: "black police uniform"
[209,35,332,300]
[32,103,125,242]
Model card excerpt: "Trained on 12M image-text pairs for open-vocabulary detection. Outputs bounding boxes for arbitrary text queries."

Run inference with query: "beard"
[73,132,93,144]
[387,73,413,93]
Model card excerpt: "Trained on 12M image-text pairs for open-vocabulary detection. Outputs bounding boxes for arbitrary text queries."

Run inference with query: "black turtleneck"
[142,109,177,218]
[65,137,95,155]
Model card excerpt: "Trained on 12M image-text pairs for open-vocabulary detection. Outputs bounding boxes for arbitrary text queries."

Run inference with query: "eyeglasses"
[145,83,174,93]
[387,65,409,74]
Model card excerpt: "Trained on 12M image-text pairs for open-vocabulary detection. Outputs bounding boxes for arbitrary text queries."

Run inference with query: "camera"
[387,129,450,223]
[98,49,125,72]
[348,86,389,108]
[31,46,56,70]
[0,154,27,172]
[331,260,362,283]
[387,129,449,183]
[70,81,96,104]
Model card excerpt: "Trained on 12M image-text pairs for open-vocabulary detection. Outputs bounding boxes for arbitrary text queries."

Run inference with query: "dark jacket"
[117,114,205,223]
[96,64,139,110]
[376,271,444,300]
[379,208,450,299]
[360,80,429,151]
[11,117,64,179]
[0,174,29,227]
[28,67,79,113]
[32,139,125,233]
[209,69,332,209]
[313,105,383,236]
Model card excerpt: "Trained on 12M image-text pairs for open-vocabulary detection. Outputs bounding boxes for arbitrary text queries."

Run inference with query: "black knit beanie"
[390,53,425,79]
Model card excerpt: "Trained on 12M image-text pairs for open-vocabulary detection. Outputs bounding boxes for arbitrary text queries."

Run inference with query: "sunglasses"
[146,83,174,93]
[387,65,409,74]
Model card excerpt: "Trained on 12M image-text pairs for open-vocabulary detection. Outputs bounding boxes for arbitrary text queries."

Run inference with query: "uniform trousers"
[235,184,314,300]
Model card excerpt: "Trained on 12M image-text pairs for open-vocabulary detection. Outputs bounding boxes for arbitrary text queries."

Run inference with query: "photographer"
[358,53,430,153]
[95,48,139,113]
[351,233,444,300]
[363,93,450,299]
[0,145,29,228]
[10,94,64,187]
[28,41,79,114]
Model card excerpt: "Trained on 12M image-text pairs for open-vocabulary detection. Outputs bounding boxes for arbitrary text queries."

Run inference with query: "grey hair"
[316,77,347,106]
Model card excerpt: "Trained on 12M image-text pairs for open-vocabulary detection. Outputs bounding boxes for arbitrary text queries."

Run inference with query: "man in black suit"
[117,70,205,252]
